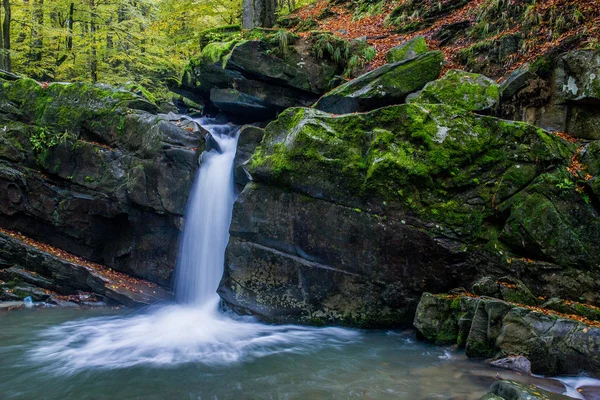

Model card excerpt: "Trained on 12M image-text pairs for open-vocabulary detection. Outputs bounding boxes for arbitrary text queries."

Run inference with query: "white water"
[174,120,238,305]
[28,118,360,375]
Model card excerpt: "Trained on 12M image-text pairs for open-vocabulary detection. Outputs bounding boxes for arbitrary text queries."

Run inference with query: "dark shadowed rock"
[0,231,171,306]
[501,69,535,99]
[234,125,265,189]
[210,88,277,122]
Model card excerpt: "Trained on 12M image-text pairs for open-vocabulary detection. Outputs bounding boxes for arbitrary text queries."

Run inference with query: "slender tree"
[2,0,10,71]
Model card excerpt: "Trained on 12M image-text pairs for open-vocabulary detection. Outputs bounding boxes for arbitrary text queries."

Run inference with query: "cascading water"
[28,117,359,374]
[174,119,239,306]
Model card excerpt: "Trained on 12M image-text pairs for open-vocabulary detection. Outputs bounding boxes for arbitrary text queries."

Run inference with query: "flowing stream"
[0,118,597,399]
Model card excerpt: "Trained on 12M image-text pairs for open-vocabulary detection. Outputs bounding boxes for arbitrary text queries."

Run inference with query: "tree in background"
[242,0,276,28]
[0,0,314,94]
[0,0,10,71]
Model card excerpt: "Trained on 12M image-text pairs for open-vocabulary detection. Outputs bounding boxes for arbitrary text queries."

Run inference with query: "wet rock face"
[0,77,204,288]
[220,182,468,327]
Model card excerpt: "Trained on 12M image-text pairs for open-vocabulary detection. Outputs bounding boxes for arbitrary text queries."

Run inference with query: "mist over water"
[28,118,361,374]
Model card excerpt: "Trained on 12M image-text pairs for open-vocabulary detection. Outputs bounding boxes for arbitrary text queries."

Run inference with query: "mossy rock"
[276,16,301,28]
[497,276,538,306]
[489,380,573,400]
[542,298,600,322]
[385,35,428,63]
[250,103,573,238]
[498,168,600,268]
[0,78,157,148]
[413,292,477,344]
[314,50,444,114]
[408,69,500,113]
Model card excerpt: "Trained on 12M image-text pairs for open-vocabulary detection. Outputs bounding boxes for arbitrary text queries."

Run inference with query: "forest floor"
[291,0,600,78]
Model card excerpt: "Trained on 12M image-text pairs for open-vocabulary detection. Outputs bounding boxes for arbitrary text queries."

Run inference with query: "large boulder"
[181,33,351,122]
[0,77,204,288]
[226,39,334,94]
[314,51,443,114]
[408,69,500,113]
[414,293,600,377]
[219,102,598,327]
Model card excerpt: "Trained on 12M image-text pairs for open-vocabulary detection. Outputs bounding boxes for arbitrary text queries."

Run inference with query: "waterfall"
[174,119,239,306]
[28,117,359,374]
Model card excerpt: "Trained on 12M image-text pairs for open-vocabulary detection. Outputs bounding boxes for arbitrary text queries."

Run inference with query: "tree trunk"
[242,0,276,29]
[67,2,73,52]
[89,0,97,82]
[3,0,11,71]
[31,0,43,62]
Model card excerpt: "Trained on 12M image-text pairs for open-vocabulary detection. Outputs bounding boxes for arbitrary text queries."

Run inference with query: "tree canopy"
[0,0,315,98]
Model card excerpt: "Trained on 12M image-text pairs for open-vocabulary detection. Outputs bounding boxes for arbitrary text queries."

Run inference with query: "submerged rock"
[490,356,532,375]
[486,380,574,400]
[314,51,443,114]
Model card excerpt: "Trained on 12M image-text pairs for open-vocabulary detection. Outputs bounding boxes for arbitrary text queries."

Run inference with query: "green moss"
[409,69,500,112]
[385,35,428,63]
[529,55,554,78]
[251,102,573,240]
[200,40,239,67]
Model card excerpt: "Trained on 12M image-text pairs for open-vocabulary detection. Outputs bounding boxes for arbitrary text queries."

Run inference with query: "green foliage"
[275,30,292,57]
[1,0,249,99]
[30,128,73,152]
[309,32,375,77]
[386,0,470,32]
[352,0,384,21]
[199,25,242,49]
[296,17,319,32]
[556,177,575,193]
